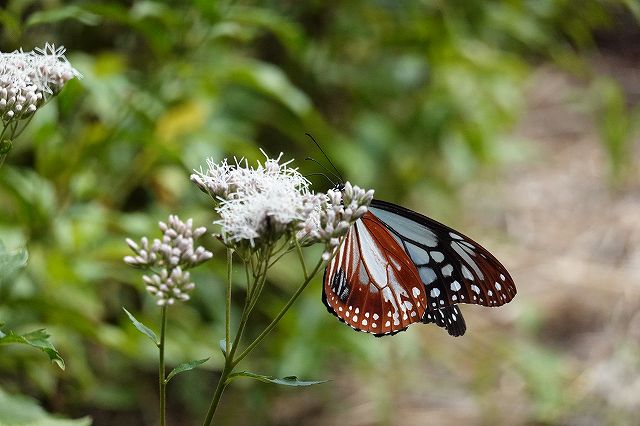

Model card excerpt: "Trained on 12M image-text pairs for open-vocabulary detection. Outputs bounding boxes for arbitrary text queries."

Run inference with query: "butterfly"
[322,198,516,337]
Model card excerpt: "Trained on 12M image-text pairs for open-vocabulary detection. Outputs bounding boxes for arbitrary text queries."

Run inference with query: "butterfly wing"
[368,199,517,310]
[323,199,515,337]
[322,211,428,336]
[422,305,467,337]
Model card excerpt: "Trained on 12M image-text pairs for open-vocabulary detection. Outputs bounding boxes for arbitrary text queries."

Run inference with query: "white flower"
[124,215,212,306]
[192,150,374,258]
[192,150,322,249]
[0,43,80,123]
[300,182,374,260]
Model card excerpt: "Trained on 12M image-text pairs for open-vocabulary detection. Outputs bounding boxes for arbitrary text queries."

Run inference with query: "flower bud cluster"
[0,43,80,123]
[299,182,374,260]
[191,151,323,250]
[124,215,213,306]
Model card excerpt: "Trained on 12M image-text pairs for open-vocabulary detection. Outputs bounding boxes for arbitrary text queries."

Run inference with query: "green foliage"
[227,371,328,387]
[0,387,90,426]
[588,77,640,183]
[122,307,158,345]
[0,0,635,424]
[0,240,27,285]
[166,358,210,383]
[0,329,64,370]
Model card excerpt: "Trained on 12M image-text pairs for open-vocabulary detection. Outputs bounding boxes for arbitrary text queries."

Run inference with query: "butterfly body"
[322,199,516,337]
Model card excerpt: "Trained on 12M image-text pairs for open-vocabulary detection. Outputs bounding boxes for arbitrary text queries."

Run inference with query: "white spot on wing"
[412,287,421,298]
[430,251,445,263]
[419,267,437,284]
[471,284,480,294]
[461,265,474,280]
[450,281,462,292]
[442,264,454,276]
[430,288,440,298]
[406,242,430,265]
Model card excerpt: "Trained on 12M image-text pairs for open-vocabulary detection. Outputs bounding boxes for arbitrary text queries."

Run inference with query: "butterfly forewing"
[323,211,428,336]
[368,200,516,311]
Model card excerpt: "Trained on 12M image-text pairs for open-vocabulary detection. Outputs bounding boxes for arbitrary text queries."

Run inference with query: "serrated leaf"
[226,371,328,387]
[165,357,210,383]
[122,307,158,345]
[0,329,65,370]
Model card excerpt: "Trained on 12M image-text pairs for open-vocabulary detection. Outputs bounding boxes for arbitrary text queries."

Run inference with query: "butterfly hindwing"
[422,305,467,337]
[323,211,428,336]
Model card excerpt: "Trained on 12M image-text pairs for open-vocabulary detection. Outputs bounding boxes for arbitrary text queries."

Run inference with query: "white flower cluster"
[124,215,213,306]
[191,151,325,249]
[192,150,374,258]
[0,43,80,123]
[302,182,374,260]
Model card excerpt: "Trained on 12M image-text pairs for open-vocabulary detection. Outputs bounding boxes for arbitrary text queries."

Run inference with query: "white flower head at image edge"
[191,150,374,256]
[0,43,81,124]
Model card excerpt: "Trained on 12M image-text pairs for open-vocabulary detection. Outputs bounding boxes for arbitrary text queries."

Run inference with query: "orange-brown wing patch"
[323,212,427,335]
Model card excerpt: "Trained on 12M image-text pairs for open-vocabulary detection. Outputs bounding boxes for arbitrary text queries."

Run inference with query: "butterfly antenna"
[305,172,336,187]
[305,133,345,183]
[305,157,343,183]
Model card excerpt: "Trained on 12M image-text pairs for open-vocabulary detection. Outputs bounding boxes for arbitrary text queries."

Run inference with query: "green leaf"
[165,358,210,383]
[0,239,28,285]
[226,371,328,387]
[26,5,101,26]
[122,307,158,345]
[0,386,91,425]
[0,329,65,370]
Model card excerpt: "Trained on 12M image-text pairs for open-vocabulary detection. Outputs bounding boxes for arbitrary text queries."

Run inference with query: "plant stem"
[203,249,324,424]
[202,261,256,425]
[159,305,167,426]
[293,237,308,280]
[225,248,233,356]
[232,258,323,368]
[202,361,231,426]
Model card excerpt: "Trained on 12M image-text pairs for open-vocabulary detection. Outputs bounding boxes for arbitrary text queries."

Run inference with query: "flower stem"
[225,248,233,356]
[231,258,324,368]
[203,251,324,424]
[294,238,308,280]
[202,361,231,426]
[159,305,167,426]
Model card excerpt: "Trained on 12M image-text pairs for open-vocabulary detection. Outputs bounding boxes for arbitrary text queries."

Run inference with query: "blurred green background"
[1,0,640,424]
